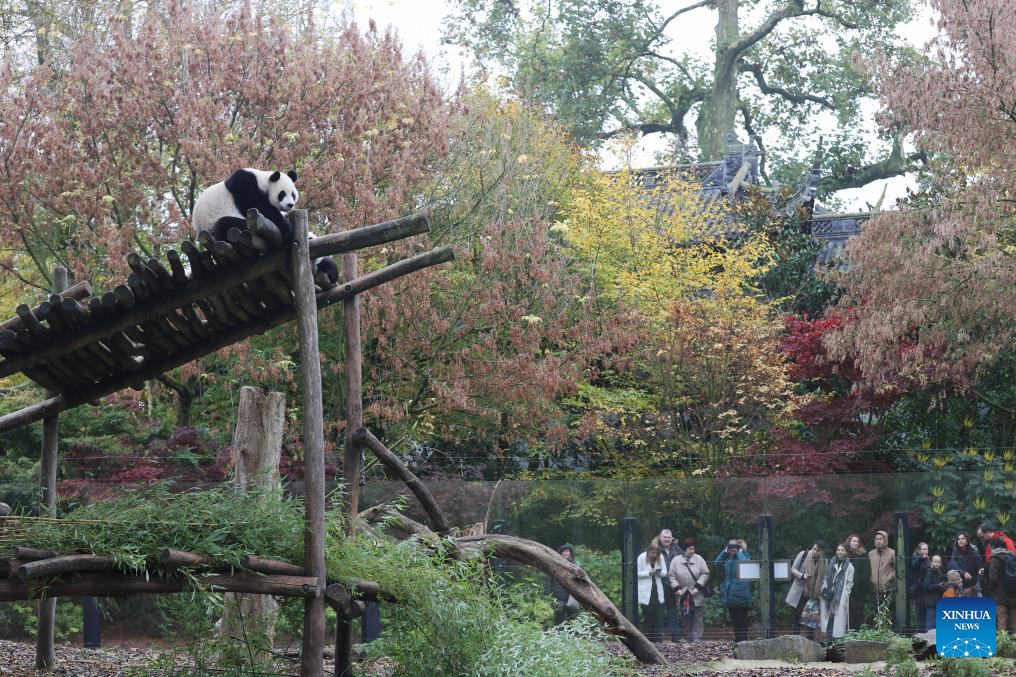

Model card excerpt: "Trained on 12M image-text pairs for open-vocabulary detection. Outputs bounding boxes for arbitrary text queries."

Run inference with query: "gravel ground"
[3,638,1013,676]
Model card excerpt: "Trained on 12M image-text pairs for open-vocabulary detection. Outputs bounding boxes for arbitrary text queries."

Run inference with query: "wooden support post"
[335,251,362,676]
[342,252,363,533]
[219,386,285,670]
[291,210,326,677]
[37,266,66,671]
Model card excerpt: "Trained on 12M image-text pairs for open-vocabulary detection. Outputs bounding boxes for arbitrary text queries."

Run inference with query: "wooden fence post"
[219,386,286,669]
[36,266,67,671]
[291,210,326,677]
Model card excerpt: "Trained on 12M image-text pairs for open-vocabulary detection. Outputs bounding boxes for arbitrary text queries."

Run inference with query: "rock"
[913,629,937,660]
[732,635,825,663]
[841,639,890,663]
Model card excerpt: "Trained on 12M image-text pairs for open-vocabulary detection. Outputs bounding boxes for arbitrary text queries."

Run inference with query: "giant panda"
[192,168,339,286]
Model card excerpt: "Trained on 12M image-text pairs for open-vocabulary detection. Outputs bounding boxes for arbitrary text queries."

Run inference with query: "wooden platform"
[0,210,452,433]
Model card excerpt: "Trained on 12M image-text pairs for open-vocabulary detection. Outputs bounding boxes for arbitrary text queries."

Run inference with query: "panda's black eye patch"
[278,191,287,201]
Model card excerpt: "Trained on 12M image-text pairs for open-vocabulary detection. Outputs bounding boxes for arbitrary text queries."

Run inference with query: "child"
[923,555,947,629]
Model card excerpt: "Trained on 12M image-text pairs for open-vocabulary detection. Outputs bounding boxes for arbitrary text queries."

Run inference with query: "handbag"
[800,598,820,629]
[680,589,693,616]
[684,559,714,598]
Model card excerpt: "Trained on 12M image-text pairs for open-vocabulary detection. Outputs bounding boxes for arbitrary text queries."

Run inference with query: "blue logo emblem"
[936,596,996,658]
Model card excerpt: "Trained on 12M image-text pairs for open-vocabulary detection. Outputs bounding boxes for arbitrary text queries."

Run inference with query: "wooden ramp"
[0,209,452,433]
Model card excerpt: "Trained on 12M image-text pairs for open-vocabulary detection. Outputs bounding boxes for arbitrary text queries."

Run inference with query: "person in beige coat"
[668,538,710,642]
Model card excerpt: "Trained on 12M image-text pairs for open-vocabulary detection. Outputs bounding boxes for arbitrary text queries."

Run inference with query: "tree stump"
[218,385,286,669]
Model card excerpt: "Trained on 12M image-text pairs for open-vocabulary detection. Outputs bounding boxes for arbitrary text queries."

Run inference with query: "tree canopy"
[444,0,926,193]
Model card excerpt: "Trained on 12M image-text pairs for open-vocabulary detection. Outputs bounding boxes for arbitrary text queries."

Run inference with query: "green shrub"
[997,630,1016,659]
[0,599,82,641]
[932,657,992,677]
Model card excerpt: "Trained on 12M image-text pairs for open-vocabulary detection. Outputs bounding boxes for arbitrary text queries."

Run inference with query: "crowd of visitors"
[547,521,1016,643]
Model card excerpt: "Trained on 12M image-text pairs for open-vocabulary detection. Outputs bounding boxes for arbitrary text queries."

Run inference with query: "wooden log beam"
[246,209,284,245]
[15,547,60,561]
[308,212,430,260]
[0,572,319,601]
[159,549,210,568]
[17,554,116,581]
[455,534,667,665]
[0,246,455,433]
[354,428,450,536]
[324,584,366,620]
[342,252,363,537]
[0,282,92,332]
[242,555,305,576]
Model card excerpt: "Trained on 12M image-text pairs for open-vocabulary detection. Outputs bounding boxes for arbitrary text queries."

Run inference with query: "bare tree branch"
[739,61,835,109]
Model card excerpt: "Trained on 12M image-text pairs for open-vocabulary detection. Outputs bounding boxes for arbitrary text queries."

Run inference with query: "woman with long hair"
[845,534,868,630]
[637,537,667,641]
[820,543,855,639]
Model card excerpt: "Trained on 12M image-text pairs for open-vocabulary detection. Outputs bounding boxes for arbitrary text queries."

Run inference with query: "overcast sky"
[346,0,940,210]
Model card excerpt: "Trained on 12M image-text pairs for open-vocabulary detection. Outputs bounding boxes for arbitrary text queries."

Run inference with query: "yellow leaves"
[559,168,775,320]
[999,512,1012,527]
[520,315,543,324]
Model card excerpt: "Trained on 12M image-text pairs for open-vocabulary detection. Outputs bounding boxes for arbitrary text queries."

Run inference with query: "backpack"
[1003,553,1016,593]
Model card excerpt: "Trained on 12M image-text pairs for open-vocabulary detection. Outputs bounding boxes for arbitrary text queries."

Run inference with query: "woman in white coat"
[637,538,667,641]
[820,543,855,639]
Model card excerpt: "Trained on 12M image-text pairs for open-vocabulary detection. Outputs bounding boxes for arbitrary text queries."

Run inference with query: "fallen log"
[354,428,450,535]
[455,534,666,665]
[357,504,439,543]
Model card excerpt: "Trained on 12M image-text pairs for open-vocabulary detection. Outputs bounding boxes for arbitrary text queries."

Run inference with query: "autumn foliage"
[830,0,1016,391]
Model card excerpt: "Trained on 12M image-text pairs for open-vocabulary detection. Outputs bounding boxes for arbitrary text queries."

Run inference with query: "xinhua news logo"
[936,596,997,658]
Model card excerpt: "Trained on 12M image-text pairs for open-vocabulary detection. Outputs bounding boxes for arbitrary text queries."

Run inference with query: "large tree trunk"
[697,0,741,159]
[218,386,286,670]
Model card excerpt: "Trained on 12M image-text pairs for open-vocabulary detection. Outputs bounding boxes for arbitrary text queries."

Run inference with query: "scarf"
[824,557,848,606]
[803,551,826,599]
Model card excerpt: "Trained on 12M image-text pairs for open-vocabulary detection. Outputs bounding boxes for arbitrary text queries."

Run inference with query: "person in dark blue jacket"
[715,539,753,642]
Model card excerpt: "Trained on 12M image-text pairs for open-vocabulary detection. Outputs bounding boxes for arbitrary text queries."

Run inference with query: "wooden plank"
[127,253,162,295]
[195,299,230,333]
[15,547,59,561]
[179,303,210,338]
[180,240,205,280]
[230,284,266,318]
[127,273,149,303]
[0,281,92,333]
[148,257,176,291]
[113,285,135,309]
[242,555,305,576]
[0,246,455,433]
[165,249,189,286]
[292,210,327,677]
[16,305,51,341]
[0,248,289,379]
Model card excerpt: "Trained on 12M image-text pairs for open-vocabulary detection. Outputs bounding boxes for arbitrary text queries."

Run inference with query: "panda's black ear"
[269,171,281,182]
[287,170,298,183]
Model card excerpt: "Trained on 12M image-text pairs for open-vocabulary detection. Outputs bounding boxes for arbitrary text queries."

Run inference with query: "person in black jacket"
[845,534,870,630]
[947,532,984,596]
[922,555,947,630]
[910,542,930,632]
[545,543,581,625]
[658,529,682,641]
